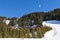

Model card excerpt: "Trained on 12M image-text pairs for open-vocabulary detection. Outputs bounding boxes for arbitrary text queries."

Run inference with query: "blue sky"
[0,0,60,18]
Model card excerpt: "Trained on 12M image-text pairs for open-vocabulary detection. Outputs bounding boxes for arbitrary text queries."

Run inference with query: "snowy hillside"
[40,20,60,40]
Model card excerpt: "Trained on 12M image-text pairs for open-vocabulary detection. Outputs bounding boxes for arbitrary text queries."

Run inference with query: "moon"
[39,4,41,8]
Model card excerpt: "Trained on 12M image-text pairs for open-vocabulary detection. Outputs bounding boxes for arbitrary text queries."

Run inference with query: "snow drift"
[41,20,60,40]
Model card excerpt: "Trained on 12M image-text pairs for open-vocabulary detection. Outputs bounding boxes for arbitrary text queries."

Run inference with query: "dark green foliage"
[18,8,60,27]
[0,17,52,38]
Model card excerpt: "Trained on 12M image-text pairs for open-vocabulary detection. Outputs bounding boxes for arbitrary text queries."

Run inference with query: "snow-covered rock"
[3,20,10,25]
[31,24,37,28]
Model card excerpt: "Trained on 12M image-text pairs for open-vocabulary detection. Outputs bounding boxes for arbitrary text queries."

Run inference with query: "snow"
[31,24,37,28]
[13,24,19,28]
[41,20,60,40]
[3,20,10,25]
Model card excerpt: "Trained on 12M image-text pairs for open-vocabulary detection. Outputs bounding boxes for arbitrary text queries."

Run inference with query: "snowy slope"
[41,21,60,40]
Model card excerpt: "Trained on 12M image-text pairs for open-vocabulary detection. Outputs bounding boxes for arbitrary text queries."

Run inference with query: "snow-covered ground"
[41,20,60,40]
